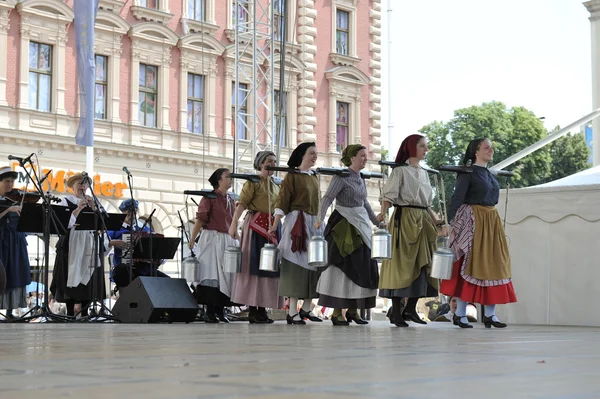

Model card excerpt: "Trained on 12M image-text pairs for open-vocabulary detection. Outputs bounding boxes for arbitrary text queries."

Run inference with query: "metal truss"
[233,0,277,174]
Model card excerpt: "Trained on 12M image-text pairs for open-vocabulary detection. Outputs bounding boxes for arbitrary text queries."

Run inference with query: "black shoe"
[387,307,395,324]
[483,315,507,328]
[331,315,350,326]
[259,308,274,324]
[248,314,267,324]
[402,311,427,325]
[393,318,409,327]
[204,312,219,323]
[215,308,229,323]
[299,309,322,322]
[391,301,407,327]
[453,314,473,328]
[248,314,273,324]
[346,312,368,325]
[286,314,306,325]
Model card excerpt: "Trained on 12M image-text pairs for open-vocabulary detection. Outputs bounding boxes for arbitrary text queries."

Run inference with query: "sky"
[380,0,592,154]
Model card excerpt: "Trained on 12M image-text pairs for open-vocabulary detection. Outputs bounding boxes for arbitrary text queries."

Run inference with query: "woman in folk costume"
[0,166,31,318]
[440,138,516,328]
[189,168,237,323]
[377,134,444,327]
[229,151,284,324]
[268,142,323,325]
[51,173,108,316]
[315,145,380,326]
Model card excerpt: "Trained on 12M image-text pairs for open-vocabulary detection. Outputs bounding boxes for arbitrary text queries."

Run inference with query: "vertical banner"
[74,0,99,147]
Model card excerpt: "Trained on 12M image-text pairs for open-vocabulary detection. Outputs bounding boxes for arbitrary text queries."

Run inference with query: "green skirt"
[278,258,322,299]
[379,207,438,291]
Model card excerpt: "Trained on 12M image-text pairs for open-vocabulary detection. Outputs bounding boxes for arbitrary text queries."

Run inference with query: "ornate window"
[129,23,178,130]
[225,0,252,41]
[94,10,129,123]
[335,101,349,152]
[16,0,74,116]
[187,0,204,21]
[325,66,370,153]
[95,55,108,120]
[224,45,256,139]
[274,90,287,147]
[132,0,173,24]
[178,34,225,139]
[335,10,349,55]
[233,0,249,31]
[139,64,158,128]
[274,0,284,42]
[232,82,249,140]
[0,0,17,106]
[271,0,298,48]
[140,0,159,8]
[28,42,52,112]
[330,0,360,67]
[272,54,302,149]
[187,74,204,134]
[182,0,218,35]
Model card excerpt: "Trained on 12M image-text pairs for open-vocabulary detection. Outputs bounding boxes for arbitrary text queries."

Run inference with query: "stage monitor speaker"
[112,276,198,323]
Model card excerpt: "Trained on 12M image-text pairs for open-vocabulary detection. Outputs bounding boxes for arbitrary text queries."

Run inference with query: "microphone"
[81,171,92,184]
[39,169,52,185]
[8,153,35,164]
[123,166,132,176]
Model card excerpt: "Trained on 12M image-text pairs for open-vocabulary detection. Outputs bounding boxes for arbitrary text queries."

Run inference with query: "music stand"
[116,237,179,289]
[13,203,70,322]
[17,203,71,234]
[75,211,126,231]
[132,237,180,263]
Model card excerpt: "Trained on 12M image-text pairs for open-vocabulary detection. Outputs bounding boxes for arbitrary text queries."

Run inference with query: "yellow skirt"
[465,205,511,281]
[378,207,438,290]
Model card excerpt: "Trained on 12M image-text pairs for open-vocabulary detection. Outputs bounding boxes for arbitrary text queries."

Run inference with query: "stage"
[0,321,598,399]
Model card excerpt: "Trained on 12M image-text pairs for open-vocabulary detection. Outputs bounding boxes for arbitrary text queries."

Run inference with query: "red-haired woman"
[377,134,443,327]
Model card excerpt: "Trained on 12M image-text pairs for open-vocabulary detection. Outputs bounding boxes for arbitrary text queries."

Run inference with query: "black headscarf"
[208,168,230,189]
[287,142,316,168]
[461,138,487,166]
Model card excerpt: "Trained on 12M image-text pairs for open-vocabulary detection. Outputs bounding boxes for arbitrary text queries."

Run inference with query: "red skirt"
[440,256,517,305]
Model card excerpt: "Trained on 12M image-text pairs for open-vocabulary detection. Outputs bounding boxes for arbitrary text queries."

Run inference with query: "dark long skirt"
[50,231,106,303]
[317,211,378,309]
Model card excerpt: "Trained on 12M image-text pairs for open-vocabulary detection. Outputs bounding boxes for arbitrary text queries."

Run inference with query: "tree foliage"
[545,130,590,183]
[420,101,589,213]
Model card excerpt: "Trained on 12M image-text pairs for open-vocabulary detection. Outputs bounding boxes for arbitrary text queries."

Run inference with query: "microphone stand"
[176,211,188,277]
[81,174,117,322]
[12,158,69,323]
[148,213,154,277]
[125,170,140,287]
[123,209,156,279]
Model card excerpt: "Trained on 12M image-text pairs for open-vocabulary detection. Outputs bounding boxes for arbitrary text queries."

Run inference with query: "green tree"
[422,101,551,212]
[544,130,590,183]
[380,146,389,177]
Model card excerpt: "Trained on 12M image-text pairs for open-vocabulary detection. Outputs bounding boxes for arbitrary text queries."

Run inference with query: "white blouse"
[380,165,433,207]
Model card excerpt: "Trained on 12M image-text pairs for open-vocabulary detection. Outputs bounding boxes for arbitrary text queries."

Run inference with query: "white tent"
[495,165,600,326]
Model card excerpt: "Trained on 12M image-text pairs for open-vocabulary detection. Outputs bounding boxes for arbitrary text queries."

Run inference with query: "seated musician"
[108,199,168,289]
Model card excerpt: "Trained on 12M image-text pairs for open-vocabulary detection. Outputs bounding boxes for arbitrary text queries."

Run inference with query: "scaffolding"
[232,0,282,174]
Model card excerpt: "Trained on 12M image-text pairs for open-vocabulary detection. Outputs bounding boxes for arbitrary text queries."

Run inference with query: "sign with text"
[10,164,127,198]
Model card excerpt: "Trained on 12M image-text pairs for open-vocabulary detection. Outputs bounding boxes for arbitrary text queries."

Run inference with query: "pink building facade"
[0,0,382,274]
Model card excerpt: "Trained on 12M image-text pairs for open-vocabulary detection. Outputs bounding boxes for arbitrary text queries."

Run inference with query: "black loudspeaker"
[112,276,198,323]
